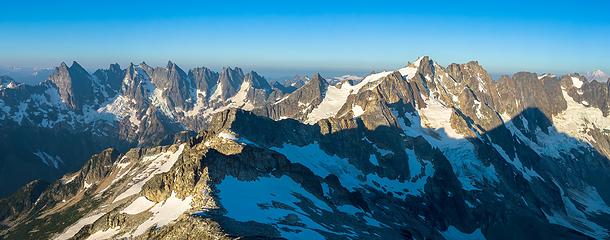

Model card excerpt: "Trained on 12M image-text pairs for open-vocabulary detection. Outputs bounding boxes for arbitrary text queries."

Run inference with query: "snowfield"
[114,144,185,202]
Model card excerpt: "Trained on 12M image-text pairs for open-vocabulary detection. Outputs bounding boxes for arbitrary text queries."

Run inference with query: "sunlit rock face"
[2,56,610,239]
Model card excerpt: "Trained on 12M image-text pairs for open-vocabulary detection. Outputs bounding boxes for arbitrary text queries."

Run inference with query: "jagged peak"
[219,66,245,86]
[302,73,327,90]
[126,62,135,71]
[245,70,265,81]
[465,60,480,66]
[70,61,82,69]
[220,66,245,76]
[414,55,436,67]
[68,61,89,75]
[310,72,325,82]
[51,61,89,78]
[124,63,139,80]
[58,61,69,69]
[138,61,152,70]
[403,56,435,75]
[414,55,429,65]
[189,66,217,78]
[560,73,588,83]
[585,70,609,82]
[586,69,609,82]
[567,72,583,77]
[498,74,511,82]
[108,63,121,72]
[247,70,259,77]
[166,61,186,74]
[510,72,539,81]
[244,71,271,90]
[271,81,285,88]
[191,66,212,71]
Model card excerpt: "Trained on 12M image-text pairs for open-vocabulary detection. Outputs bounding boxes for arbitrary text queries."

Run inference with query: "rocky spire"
[253,72,328,120]
[211,67,246,101]
[93,63,124,95]
[309,72,329,93]
[244,71,271,90]
[121,63,152,106]
[47,61,95,109]
[148,61,193,109]
[188,66,219,98]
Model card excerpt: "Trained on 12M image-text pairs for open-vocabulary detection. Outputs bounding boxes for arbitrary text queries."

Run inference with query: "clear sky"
[0,0,609,78]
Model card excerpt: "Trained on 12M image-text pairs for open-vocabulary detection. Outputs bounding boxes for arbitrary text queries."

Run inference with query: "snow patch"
[395,99,498,191]
[490,143,542,182]
[305,69,398,123]
[54,213,106,240]
[113,144,185,202]
[538,73,556,80]
[121,196,156,215]
[184,90,207,117]
[398,65,418,80]
[214,175,345,239]
[33,150,63,169]
[369,154,380,166]
[440,226,486,240]
[98,95,140,127]
[129,192,193,237]
[541,180,609,239]
[363,214,387,228]
[271,143,362,190]
[228,79,255,110]
[571,76,584,88]
[352,105,364,118]
[568,186,610,215]
[337,204,363,215]
[365,170,431,198]
[218,131,238,141]
[85,227,120,240]
[61,174,78,184]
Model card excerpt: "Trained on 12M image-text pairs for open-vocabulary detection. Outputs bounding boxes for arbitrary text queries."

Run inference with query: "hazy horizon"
[1,0,609,78]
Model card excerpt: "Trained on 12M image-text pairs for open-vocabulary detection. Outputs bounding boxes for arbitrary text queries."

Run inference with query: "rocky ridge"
[1,56,610,239]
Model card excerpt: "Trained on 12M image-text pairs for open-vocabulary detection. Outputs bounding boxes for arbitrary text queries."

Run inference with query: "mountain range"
[0,66,54,85]
[1,56,610,239]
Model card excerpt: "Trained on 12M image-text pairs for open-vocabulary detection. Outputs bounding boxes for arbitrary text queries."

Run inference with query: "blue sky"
[0,0,609,78]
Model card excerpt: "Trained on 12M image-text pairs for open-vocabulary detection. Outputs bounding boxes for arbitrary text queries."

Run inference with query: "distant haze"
[0,0,608,79]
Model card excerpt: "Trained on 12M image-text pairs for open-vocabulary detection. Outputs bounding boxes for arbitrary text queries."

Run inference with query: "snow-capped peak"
[585,69,609,82]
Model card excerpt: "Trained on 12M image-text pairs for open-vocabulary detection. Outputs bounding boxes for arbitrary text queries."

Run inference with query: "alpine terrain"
[1,56,610,239]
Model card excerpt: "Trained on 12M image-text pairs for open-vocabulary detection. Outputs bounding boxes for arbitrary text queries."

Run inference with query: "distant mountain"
[585,69,609,82]
[2,56,610,239]
[329,74,363,85]
[280,74,309,88]
[0,66,53,85]
[0,61,288,197]
[0,76,16,88]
